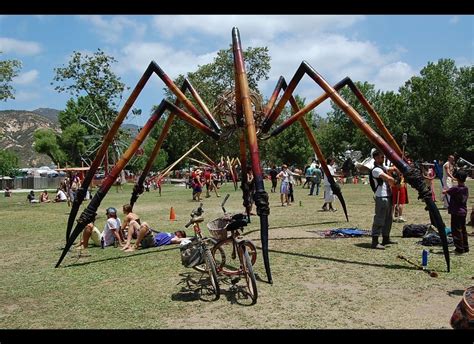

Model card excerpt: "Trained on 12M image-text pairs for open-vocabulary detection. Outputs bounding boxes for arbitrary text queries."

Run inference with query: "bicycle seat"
[225,217,248,231]
[231,213,246,221]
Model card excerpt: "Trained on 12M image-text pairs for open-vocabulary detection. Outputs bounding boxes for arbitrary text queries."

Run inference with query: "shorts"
[391,185,408,204]
[90,226,102,246]
[141,231,155,249]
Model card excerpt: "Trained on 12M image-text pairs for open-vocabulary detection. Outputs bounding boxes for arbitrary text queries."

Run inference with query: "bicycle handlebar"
[187,203,204,228]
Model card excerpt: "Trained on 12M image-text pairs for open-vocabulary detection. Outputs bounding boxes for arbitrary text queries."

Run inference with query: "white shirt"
[372,166,391,198]
[101,217,122,246]
[56,190,67,201]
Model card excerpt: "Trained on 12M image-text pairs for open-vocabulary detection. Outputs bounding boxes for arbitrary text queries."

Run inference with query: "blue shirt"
[153,232,175,246]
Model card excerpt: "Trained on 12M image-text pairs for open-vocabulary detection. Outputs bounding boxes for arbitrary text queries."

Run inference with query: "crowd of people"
[4,151,471,257]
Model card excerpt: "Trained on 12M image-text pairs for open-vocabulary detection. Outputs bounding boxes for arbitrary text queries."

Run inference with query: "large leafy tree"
[51,50,129,166]
[158,46,271,166]
[0,52,22,101]
[33,129,67,165]
[398,59,472,161]
[0,150,20,177]
[321,81,381,158]
[264,96,317,168]
[316,59,472,163]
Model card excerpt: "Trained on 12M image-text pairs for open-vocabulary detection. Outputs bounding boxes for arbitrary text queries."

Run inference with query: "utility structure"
[56,28,450,280]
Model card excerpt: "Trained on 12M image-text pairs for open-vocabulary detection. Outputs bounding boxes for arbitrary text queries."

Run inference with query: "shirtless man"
[120,204,141,250]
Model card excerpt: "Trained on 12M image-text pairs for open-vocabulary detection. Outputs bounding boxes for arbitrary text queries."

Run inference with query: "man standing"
[442,155,456,208]
[370,150,397,249]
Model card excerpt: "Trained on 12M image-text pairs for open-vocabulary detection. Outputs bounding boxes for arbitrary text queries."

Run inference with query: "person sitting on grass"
[27,190,39,203]
[40,190,52,203]
[54,188,68,202]
[75,207,123,251]
[120,204,141,251]
[4,187,12,197]
[124,222,187,252]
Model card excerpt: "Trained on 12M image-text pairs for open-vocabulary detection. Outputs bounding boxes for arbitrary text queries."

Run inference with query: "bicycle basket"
[207,217,231,240]
[179,239,204,268]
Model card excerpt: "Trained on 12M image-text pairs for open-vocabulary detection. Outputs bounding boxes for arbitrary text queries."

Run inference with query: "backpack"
[369,165,384,193]
[402,224,429,237]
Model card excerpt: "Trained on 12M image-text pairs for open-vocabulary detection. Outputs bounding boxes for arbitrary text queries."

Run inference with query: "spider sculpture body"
[56,28,450,281]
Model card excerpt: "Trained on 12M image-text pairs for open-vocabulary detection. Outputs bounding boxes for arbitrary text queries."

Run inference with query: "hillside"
[32,108,60,123]
[0,110,60,167]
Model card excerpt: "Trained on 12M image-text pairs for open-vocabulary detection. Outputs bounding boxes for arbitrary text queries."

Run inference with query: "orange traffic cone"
[169,207,176,222]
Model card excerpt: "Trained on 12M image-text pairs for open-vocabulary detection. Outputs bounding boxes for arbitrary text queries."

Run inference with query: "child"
[443,170,469,254]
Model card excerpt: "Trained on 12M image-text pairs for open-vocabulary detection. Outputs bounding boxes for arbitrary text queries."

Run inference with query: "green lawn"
[1,179,473,329]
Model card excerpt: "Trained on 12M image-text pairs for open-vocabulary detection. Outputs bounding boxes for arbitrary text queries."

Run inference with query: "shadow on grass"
[62,246,180,268]
[261,247,415,271]
[172,272,255,306]
[447,289,465,297]
[241,221,340,237]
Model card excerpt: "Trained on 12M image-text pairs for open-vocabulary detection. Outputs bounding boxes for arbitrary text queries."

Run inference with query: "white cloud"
[117,41,216,80]
[13,70,39,85]
[0,37,41,55]
[152,15,365,41]
[116,15,417,117]
[372,62,416,92]
[78,15,146,44]
[13,90,40,102]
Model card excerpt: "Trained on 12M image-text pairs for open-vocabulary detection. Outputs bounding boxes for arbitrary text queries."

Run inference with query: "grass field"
[1,179,473,329]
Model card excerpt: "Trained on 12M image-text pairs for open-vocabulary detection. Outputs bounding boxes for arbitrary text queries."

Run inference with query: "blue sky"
[1,15,472,126]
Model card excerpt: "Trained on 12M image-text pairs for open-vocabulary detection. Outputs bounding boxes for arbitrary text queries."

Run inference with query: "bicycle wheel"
[212,239,256,275]
[193,238,219,273]
[241,247,258,304]
[194,245,225,273]
[203,248,220,300]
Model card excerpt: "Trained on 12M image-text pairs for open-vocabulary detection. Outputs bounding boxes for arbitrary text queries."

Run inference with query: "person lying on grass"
[123,222,188,252]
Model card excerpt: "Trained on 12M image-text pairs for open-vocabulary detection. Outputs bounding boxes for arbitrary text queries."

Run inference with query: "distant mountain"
[0,110,60,167]
[122,123,140,137]
[32,108,60,123]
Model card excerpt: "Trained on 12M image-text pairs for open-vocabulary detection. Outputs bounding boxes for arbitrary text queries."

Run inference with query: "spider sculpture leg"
[232,28,272,284]
[262,61,450,271]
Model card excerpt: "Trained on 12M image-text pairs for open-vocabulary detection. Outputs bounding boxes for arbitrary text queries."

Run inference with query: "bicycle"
[207,194,258,304]
[180,203,221,300]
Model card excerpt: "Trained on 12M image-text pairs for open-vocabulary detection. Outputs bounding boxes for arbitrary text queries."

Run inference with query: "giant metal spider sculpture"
[56,28,450,281]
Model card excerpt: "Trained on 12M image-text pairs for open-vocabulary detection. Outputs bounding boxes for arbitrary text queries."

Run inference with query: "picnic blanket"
[321,227,370,238]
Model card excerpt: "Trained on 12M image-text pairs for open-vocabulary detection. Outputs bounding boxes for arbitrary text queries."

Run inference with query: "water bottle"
[299,200,302,206]
[422,249,428,270]
[100,236,105,249]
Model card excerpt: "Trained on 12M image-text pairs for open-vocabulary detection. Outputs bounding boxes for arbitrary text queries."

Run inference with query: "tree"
[0,52,22,101]
[0,150,19,177]
[52,49,127,112]
[59,123,88,165]
[33,129,67,165]
[127,138,169,174]
[159,46,271,166]
[398,59,471,160]
[51,50,129,166]
[264,96,316,168]
[321,81,381,158]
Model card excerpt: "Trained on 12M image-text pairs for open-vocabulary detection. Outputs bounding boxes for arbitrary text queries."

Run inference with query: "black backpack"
[402,224,429,238]
[369,165,384,193]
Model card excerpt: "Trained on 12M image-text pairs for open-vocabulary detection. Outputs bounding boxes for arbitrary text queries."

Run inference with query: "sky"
[1,15,472,126]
